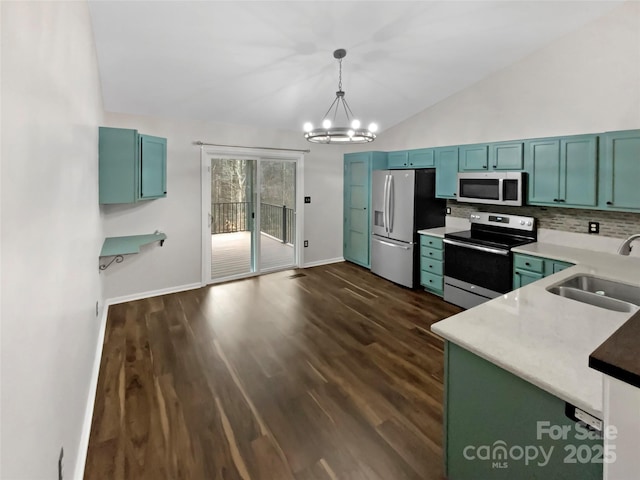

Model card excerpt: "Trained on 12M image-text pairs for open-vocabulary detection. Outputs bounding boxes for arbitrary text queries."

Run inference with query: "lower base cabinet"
[513,253,574,289]
[445,342,603,480]
[420,234,444,296]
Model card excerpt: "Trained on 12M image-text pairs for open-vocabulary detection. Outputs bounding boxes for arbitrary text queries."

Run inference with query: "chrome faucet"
[617,234,640,255]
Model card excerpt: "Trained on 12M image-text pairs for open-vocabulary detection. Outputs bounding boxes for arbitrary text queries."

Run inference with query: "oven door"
[443,238,513,294]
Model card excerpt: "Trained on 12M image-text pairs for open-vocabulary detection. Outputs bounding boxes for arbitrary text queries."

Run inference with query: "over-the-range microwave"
[457,171,526,206]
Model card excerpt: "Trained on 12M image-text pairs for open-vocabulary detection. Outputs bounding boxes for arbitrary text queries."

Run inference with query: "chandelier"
[303,49,377,144]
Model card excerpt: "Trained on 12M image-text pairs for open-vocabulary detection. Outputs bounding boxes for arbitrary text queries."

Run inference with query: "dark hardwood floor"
[84,261,462,480]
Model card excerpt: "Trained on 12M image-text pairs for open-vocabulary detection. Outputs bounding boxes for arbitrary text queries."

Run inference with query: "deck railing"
[211,202,252,234]
[211,202,295,244]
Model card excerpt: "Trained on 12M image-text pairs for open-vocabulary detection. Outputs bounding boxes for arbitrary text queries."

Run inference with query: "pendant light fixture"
[303,49,377,144]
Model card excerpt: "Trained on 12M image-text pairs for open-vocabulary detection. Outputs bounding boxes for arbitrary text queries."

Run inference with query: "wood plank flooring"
[84,261,462,480]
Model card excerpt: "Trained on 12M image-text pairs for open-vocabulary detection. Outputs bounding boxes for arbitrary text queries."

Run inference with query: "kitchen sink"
[546,275,640,313]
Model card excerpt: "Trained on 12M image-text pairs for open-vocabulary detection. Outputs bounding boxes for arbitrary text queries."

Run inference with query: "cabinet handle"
[515,272,520,275]
[606,201,613,205]
[525,262,530,266]
[482,165,488,169]
[553,198,559,202]
[493,165,497,168]
[558,199,565,203]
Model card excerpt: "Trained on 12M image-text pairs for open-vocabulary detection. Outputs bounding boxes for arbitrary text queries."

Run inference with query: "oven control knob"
[520,220,525,225]
[527,221,532,226]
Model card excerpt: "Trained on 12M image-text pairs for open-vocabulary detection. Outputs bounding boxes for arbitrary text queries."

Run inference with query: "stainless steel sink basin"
[547,275,640,313]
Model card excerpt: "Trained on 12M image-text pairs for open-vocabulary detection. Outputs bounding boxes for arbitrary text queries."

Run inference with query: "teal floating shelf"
[99,232,166,270]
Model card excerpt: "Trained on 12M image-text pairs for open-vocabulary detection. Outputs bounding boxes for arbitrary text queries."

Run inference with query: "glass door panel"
[210,158,256,281]
[259,159,296,271]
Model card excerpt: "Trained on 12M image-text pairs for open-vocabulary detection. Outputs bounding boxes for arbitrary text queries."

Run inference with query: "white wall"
[101,112,344,300]
[363,1,640,151]
[1,2,104,479]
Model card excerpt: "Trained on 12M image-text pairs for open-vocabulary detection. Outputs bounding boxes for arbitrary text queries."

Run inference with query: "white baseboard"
[303,257,344,268]
[74,303,109,480]
[107,282,203,305]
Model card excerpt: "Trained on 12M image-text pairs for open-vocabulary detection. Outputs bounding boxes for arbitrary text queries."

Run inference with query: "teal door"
[600,130,640,211]
[561,135,597,207]
[408,148,435,167]
[435,147,459,199]
[527,139,561,204]
[459,144,489,171]
[490,142,524,170]
[387,151,408,168]
[344,154,371,267]
[140,134,167,199]
[513,269,543,289]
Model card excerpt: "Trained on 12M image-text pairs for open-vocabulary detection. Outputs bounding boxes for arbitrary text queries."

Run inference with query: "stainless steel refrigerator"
[371,169,446,288]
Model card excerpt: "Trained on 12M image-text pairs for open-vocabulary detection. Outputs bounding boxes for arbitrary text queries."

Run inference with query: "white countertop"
[417,226,467,238]
[431,241,640,418]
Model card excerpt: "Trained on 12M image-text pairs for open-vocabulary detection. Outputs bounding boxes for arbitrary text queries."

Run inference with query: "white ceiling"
[88,1,622,133]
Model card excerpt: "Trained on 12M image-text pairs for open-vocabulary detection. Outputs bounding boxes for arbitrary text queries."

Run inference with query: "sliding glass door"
[206,154,298,283]
[259,159,296,271]
[210,158,257,281]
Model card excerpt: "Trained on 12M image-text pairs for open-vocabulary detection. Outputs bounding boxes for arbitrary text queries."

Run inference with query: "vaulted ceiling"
[88,1,621,133]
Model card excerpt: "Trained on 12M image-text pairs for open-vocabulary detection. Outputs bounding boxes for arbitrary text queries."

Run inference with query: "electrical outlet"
[304,240,309,247]
[304,196,311,204]
[58,447,64,480]
[588,221,600,234]
[446,207,451,215]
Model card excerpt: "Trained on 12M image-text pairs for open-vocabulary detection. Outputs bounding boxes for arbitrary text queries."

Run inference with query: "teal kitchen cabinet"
[435,146,459,199]
[599,129,640,211]
[420,234,444,297]
[445,342,602,480]
[387,148,435,169]
[408,148,435,168]
[513,253,575,290]
[526,135,597,208]
[99,127,167,204]
[489,141,524,170]
[458,144,489,171]
[343,152,387,268]
[387,150,409,168]
[459,142,524,171]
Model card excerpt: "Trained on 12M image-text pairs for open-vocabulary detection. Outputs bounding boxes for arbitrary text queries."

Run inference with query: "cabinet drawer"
[421,246,443,261]
[421,270,444,291]
[513,254,544,273]
[421,258,443,276]
[420,235,443,250]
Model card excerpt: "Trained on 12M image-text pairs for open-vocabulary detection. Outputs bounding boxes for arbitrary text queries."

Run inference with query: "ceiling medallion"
[303,49,377,144]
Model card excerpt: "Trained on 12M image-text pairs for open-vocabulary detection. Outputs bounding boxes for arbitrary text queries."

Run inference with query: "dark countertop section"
[589,309,640,389]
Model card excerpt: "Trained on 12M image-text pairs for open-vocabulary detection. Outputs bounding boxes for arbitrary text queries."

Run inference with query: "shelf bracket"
[99,255,124,271]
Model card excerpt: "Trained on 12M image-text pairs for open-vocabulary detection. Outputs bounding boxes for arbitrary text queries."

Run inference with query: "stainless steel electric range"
[443,212,537,309]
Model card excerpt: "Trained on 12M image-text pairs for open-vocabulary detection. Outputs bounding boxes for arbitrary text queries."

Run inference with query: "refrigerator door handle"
[384,174,390,233]
[372,237,411,250]
[388,174,395,233]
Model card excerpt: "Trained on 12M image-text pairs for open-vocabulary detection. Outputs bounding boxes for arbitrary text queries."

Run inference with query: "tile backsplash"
[448,202,640,238]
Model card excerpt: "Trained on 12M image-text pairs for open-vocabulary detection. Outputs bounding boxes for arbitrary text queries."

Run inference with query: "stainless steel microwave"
[457,171,526,206]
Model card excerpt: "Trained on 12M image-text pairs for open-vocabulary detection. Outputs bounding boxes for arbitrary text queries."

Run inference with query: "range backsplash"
[448,202,640,238]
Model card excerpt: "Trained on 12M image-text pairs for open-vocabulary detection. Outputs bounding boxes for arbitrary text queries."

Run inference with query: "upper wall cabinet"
[526,135,597,208]
[459,142,524,171]
[435,146,459,199]
[458,144,489,171]
[599,130,640,212]
[387,151,409,168]
[99,127,167,204]
[490,141,524,170]
[388,148,435,169]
